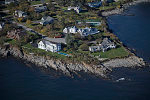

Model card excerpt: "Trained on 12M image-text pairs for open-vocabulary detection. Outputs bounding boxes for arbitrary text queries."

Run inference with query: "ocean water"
[108,2,150,62]
[0,3,150,100]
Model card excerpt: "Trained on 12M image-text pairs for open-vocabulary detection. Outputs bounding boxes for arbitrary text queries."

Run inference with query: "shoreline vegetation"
[0,0,148,78]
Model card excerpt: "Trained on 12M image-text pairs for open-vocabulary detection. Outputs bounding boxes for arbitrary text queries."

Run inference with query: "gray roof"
[101,38,115,49]
[5,0,14,2]
[44,37,66,44]
[17,10,25,15]
[35,6,47,12]
[0,22,5,27]
[89,38,115,51]
[42,16,53,21]
[41,39,59,46]
[101,38,113,45]
[40,16,54,25]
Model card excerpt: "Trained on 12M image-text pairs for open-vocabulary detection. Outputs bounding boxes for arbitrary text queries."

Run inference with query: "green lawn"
[99,6,115,11]
[23,43,67,60]
[30,1,42,5]
[30,0,50,5]
[92,46,129,59]
[61,6,68,11]
[7,39,17,45]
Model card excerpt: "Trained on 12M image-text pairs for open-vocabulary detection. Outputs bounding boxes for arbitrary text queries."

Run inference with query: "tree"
[18,2,30,12]
[87,35,92,41]
[0,24,14,36]
[36,13,42,20]
[18,17,23,22]
[65,34,74,48]
[41,27,47,34]
[0,36,7,45]
[74,33,81,39]
[73,42,79,50]
[26,19,31,25]
[79,43,89,51]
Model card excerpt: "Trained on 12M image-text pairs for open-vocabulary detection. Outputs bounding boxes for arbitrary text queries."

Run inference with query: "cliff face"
[0,45,146,78]
[102,56,145,69]
[0,45,108,77]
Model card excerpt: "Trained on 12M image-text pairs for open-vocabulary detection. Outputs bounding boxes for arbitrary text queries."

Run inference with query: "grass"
[99,6,115,11]
[7,39,17,45]
[30,0,51,5]
[61,6,68,11]
[92,46,129,59]
[30,1,42,5]
[22,43,67,60]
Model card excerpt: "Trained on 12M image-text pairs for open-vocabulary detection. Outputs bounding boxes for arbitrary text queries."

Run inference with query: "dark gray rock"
[0,45,146,78]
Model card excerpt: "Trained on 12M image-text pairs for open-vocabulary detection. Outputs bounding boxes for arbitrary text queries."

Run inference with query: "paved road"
[12,21,42,36]
[44,37,66,44]
[13,21,66,44]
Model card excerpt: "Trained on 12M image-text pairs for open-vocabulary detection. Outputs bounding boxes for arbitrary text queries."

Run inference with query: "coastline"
[102,0,150,16]
[0,0,148,78]
[0,43,146,78]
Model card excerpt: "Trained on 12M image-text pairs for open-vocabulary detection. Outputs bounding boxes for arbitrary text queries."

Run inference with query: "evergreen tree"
[65,34,74,49]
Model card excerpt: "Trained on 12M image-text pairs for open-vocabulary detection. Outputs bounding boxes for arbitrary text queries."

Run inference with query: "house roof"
[41,39,59,45]
[0,22,4,25]
[79,27,97,33]
[44,37,66,44]
[35,6,47,10]
[100,38,115,49]
[41,16,54,24]
[42,16,53,21]
[17,10,25,15]
[89,38,115,51]
[5,0,14,2]
[101,38,112,45]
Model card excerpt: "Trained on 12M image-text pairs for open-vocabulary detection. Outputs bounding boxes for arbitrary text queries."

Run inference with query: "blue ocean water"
[108,2,150,62]
[0,2,150,100]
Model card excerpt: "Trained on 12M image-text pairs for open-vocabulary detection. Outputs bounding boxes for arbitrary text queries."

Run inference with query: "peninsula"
[0,0,147,78]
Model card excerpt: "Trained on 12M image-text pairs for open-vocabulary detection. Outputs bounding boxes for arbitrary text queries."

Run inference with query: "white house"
[0,22,5,29]
[78,27,99,36]
[68,6,82,13]
[63,26,78,34]
[14,10,27,18]
[89,38,116,52]
[38,40,61,52]
[35,6,47,13]
[63,26,99,36]
[5,0,14,4]
[40,16,54,26]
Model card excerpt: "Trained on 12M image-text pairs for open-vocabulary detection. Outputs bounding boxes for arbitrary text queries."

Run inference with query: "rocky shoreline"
[102,0,150,16]
[0,0,148,78]
[0,44,146,78]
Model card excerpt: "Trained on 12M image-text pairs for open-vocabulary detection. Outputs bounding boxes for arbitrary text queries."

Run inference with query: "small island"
[0,0,146,78]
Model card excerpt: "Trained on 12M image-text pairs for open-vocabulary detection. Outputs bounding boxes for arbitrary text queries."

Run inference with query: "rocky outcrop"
[0,44,146,78]
[102,8,124,16]
[102,0,150,16]
[0,45,108,77]
[102,56,145,69]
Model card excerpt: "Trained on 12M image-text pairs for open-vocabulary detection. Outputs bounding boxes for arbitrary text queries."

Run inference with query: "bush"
[0,37,7,45]
[79,43,89,51]
[26,19,31,25]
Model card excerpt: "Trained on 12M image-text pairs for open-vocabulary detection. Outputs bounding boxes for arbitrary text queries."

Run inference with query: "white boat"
[116,78,125,82]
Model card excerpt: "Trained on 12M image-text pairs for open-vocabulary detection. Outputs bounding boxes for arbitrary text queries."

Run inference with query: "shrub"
[79,43,89,51]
